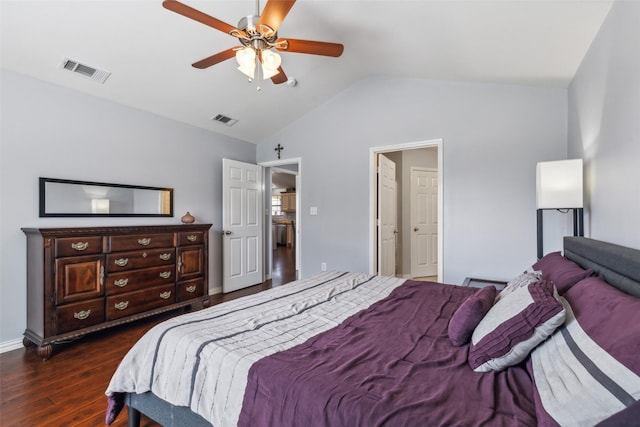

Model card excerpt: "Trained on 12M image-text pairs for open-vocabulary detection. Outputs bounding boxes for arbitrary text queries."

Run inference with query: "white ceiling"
[1,0,614,144]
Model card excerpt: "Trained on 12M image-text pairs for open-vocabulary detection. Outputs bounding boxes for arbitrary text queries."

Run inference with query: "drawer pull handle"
[159,253,172,261]
[187,235,198,242]
[74,310,91,320]
[71,242,89,251]
[159,291,172,300]
[186,285,197,293]
[114,301,129,311]
[114,278,129,287]
[114,258,129,267]
[160,271,171,279]
[138,238,151,246]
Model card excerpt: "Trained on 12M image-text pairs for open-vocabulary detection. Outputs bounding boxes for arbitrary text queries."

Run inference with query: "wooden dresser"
[22,224,212,359]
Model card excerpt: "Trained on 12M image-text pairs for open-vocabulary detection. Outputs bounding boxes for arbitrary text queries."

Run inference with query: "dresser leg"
[36,344,53,360]
[22,336,36,348]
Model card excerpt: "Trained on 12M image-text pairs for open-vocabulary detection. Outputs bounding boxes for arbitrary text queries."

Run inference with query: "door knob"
[223,230,232,235]
[414,227,419,232]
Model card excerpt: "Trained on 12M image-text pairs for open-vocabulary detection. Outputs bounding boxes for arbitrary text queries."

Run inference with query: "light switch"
[310,207,318,215]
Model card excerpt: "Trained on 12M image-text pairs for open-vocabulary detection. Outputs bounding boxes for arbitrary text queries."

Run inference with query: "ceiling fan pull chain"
[256,57,262,91]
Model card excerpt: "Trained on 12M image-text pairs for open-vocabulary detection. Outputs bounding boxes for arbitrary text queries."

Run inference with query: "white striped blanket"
[106,272,407,427]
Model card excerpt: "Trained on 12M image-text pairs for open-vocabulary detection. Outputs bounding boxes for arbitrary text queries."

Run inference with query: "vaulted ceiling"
[1,0,614,144]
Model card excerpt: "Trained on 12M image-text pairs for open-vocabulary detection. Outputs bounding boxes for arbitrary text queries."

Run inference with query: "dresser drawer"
[176,278,205,302]
[178,231,205,246]
[56,236,103,257]
[107,233,174,252]
[106,284,175,320]
[56,298,105,334]
[107,265,176,295]
[107,248,175,272]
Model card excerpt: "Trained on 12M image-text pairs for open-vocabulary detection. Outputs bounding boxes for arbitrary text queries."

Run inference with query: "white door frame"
[369,139,443,281]
[259,157,302,279]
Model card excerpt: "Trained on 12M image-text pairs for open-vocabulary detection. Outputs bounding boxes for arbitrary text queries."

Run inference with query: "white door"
[411,168,438,277]
[222,159,263,292]
[378,154,397,276]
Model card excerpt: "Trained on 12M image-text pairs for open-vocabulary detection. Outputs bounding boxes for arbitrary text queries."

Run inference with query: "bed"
[106,237,640,426]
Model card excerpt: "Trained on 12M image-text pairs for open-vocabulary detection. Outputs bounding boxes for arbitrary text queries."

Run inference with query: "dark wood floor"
[0,247,296,427]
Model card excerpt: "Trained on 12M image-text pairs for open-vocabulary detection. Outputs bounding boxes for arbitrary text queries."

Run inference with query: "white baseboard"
[0,337,23,354]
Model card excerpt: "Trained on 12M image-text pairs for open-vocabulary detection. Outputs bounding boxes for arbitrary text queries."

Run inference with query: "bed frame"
[121,237,640,427]
[563,236,640,297]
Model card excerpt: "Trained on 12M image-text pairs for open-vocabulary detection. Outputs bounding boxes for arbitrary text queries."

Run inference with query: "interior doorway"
[260,158,302,286]
[370,139,443,281]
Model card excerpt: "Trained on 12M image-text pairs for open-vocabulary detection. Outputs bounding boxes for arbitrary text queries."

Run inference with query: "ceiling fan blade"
[276,38,344,57]
[163,0,239,35]
[257,0,296,33]
[271,67,288,84]
[192,47,239,69]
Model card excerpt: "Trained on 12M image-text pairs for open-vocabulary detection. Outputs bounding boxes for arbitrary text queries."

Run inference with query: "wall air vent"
[60,58,111,84]
[211,114,238,127]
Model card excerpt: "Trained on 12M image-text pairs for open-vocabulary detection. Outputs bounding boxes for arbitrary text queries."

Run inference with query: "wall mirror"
[39,178,173,217]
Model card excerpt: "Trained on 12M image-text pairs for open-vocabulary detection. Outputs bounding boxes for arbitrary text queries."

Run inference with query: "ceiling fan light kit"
[162,0,343,88]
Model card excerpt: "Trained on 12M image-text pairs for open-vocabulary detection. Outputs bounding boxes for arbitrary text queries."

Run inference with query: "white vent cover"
[60,58,111,84]
[211,114,238,126]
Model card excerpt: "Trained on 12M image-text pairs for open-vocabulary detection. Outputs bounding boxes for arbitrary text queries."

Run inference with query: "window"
[272,195,282,216]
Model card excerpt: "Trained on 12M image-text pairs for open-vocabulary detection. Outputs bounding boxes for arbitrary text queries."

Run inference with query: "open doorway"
[271,168,297,285]
[260,158,302,286]
[370,139,443,281]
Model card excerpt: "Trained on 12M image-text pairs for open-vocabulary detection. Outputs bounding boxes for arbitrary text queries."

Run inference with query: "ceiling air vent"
[60,58,111,84]
[211,114,238,127]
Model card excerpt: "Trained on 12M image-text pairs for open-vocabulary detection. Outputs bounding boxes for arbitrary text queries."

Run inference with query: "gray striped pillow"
[468,280,565,372]
[530,276,640,426]
[496,270,542,302]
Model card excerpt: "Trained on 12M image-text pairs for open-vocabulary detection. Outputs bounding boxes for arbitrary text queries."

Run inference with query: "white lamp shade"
[261,50,281,79]
[235,48,256,79]
[536,159,584,209]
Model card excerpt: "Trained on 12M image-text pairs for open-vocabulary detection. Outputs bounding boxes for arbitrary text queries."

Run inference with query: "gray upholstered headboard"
[564,237,640,298]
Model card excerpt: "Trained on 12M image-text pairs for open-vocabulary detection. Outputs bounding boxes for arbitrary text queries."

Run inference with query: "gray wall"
[0,70,255,344]
[257,77,568,284]
[568,1,640,250]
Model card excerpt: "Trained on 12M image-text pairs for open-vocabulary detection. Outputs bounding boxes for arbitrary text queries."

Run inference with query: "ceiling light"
[261,50,281,79]
[235,46,282,82]
[235,47,256,79]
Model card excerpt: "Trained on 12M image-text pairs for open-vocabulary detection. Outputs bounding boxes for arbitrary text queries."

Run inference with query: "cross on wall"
[275,144,284,159]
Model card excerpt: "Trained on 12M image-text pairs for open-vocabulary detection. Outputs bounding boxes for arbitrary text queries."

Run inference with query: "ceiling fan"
[162,0,344,86]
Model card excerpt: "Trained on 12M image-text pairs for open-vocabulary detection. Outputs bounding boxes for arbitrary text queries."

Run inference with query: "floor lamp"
[536,159,584,259]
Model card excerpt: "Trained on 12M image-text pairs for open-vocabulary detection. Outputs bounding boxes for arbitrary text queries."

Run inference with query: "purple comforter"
[238,280,536,427]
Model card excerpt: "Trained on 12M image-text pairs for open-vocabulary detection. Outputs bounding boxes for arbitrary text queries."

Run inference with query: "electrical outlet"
[321,262,327,271]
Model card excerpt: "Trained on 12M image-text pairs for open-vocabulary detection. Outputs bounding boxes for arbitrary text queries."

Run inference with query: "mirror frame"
[39,177,174,217]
